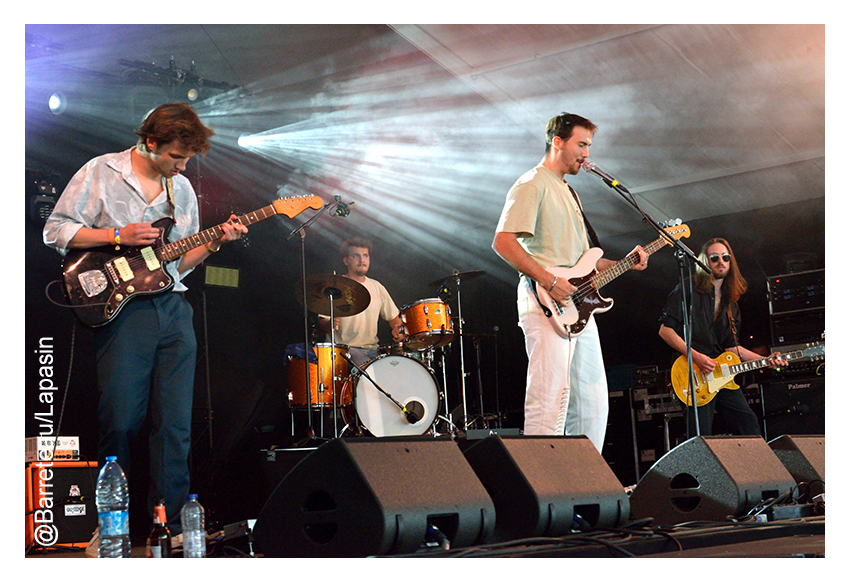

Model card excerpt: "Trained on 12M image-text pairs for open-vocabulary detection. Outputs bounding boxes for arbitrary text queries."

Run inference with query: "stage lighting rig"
[117,56,239,103]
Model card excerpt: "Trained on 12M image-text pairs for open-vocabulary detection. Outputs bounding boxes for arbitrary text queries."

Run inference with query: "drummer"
[318,236,404,365]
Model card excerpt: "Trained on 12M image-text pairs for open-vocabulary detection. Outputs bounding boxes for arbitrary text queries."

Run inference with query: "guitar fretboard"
[728,347,817,375]
[589,235,668,291]
[157,203,280,262]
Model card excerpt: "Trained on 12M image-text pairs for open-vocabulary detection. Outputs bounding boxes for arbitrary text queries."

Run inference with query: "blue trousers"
[92,292,196,533]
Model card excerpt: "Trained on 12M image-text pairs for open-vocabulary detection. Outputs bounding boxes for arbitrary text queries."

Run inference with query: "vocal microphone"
[334,200,355,217]
[581,160,626,190]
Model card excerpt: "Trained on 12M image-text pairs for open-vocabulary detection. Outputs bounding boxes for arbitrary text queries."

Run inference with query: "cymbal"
[429,269,485,287]
[296,274,371,317]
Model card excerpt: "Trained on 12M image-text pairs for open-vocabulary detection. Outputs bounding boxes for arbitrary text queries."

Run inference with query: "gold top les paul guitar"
[671,342,825,406]
[62,195,323,328]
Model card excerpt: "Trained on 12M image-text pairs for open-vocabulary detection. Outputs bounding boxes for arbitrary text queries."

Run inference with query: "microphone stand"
[582,166,710,435]
[287,195,339,446]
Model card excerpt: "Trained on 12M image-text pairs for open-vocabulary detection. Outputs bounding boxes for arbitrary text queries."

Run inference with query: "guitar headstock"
[272,195,324,218]
[662,223,690,244]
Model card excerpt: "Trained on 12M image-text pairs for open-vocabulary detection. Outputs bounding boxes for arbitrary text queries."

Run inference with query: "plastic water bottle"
[180,494,206,558]
[95,456,131,558]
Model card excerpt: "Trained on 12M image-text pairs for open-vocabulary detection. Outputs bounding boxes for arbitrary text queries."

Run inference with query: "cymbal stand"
[451,270,470,426]
[287,195,337,447]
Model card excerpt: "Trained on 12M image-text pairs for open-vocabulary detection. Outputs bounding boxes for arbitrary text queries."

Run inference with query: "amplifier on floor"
[628,436,796,525]
[252,437,494,557]
[461,435,629,542]
[25,460,98,549]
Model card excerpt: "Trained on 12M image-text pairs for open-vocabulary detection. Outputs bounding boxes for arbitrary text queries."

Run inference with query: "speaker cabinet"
[462,435,629,542]
[253,438,494,557]
[629,436,796,525]
[768,434,825,500]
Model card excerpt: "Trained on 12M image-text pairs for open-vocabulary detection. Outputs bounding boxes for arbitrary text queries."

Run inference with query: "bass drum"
[340,354,440,437]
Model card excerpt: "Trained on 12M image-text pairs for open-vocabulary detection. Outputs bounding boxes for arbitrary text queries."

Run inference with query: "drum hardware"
[429,269,485,428]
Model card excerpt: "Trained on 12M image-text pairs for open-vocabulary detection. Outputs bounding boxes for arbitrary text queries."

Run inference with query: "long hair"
[694,237,748,303]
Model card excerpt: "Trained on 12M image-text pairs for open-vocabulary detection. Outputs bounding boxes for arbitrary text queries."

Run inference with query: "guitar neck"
[591,235,667,289]
[157,203,278,262]
[727,347,813,375]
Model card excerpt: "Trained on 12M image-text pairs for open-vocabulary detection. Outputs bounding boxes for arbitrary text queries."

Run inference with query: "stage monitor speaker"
[253,437,495,557]
[768,434,825,501]
[629,436,796,525]
[462,435,629,542]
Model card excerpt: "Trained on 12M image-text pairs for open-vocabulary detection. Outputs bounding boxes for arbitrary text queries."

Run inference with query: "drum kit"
[286,269,487,440]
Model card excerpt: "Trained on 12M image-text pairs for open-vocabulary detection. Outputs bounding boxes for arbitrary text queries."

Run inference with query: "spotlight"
[48,92,66,115]
[187,87,200,102]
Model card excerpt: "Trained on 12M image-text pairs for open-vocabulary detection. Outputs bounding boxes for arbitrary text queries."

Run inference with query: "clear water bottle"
[180,494,206,558]
[95,456,131,558]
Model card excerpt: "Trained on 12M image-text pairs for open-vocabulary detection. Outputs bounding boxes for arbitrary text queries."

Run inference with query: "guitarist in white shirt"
[658,238,784,437]
[43,103,246,537]
[493,113,649,452]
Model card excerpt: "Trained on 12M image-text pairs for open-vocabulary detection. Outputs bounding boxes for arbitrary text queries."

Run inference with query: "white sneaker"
[85,527,99,558]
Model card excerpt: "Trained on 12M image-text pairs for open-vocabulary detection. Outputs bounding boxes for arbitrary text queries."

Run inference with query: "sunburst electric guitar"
[62,195,323,328]
[536,223,690,338]
[671,342,825,406]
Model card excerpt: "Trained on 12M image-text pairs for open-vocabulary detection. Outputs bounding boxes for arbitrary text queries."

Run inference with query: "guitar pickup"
[140,246,161,271]
[111,257,134,282]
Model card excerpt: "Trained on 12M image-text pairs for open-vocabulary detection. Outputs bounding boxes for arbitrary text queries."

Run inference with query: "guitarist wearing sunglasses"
[43,103,247,537]
[658,238,784,437]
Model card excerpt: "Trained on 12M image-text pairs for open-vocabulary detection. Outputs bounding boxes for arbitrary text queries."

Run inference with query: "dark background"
[23,24,826,529]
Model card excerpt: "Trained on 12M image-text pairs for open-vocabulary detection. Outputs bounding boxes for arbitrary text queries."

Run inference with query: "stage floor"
[26,516,824,558]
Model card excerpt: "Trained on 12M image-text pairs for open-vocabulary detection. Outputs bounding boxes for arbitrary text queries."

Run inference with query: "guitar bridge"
[77,270,108,298]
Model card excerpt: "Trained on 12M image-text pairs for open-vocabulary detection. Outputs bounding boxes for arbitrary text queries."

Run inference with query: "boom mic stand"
[581,161,710,435]
[287,195,339,446]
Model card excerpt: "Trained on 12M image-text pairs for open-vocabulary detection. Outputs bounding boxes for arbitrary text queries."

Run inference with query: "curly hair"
[339,236,373,260]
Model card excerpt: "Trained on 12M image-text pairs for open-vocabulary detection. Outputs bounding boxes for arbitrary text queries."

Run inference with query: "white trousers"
[517,280,609,452]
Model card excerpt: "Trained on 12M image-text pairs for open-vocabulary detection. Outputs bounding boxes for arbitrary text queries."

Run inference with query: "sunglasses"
[709,253,731,263]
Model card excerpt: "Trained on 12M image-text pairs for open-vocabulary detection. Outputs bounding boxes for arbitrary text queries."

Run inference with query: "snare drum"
[400,298,454,351]
[287,343,350,408]
[339,354,440,437]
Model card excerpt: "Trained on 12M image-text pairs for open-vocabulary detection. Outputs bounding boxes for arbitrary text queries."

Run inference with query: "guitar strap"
[165,177,176,215]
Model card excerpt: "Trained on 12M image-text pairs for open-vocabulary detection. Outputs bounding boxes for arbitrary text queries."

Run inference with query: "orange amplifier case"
[25,460,98,550]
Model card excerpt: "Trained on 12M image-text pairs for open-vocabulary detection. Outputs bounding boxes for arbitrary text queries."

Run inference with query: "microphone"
[334,200,355,217]
[581,160,625,189]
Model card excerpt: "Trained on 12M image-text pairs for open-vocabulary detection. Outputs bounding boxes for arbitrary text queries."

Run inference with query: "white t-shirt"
[495,164,589,270]
[323,276,399,349]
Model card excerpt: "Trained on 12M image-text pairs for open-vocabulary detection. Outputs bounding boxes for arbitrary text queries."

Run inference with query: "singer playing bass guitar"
[493,112,650,453]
